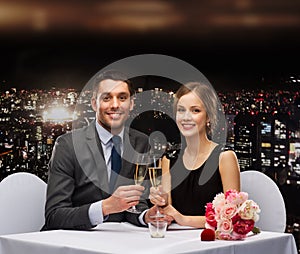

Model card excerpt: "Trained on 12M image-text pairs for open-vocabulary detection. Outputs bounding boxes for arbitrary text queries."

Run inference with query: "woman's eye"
[177,108,185,113]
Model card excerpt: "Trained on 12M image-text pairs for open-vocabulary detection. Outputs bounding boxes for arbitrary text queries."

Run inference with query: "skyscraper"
[234,112,289,172]
[234,112,258,171]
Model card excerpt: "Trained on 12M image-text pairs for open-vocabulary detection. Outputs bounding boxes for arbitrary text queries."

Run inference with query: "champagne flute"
[149,155,165,218]
[127,154,149,213]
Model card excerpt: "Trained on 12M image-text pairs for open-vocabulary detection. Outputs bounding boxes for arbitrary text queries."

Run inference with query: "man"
[43,70,157,230]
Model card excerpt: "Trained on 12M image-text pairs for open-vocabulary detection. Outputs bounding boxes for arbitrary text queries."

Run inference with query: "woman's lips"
[181,123,195,130]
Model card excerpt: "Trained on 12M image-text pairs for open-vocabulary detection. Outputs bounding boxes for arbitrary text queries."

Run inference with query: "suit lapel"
[85,122,110,194]
[123,127,135,170]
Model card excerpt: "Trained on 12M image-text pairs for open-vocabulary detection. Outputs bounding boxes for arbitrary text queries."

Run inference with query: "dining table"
[0,222,298,254]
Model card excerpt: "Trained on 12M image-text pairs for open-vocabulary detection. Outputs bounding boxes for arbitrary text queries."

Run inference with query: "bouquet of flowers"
[204,189,261,240]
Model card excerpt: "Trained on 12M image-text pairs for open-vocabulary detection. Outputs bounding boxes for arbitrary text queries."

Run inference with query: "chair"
[0,172,47,235]
[240,170,286,233]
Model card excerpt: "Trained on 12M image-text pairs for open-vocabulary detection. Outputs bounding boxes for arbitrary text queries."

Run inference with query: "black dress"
[170,145,224,216]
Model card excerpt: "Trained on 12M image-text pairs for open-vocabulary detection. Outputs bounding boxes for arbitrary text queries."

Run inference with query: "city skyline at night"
[1,84,299,175]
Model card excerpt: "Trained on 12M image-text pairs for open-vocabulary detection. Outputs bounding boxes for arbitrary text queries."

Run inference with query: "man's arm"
[44,134,93,230]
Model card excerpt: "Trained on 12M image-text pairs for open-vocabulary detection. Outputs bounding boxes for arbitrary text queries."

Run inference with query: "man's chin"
[110,122,125,132]
[98,120,124,133]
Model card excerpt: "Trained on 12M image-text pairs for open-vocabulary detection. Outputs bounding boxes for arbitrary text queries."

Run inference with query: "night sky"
[1,36,298,92]
[1,1,300,92]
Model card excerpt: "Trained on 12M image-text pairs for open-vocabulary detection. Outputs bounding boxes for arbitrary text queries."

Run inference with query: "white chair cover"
[241,170,286,233]
[0,172,47,235]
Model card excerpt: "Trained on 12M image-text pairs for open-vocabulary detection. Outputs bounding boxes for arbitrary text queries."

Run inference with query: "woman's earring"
[206,122,211,127]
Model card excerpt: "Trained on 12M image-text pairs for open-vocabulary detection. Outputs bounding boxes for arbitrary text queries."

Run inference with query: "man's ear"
[129,98,134,111]
[91,97,97,112]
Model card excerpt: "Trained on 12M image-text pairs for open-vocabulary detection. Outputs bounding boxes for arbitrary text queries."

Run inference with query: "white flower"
[238,200,261,221]
[212,193,225,212]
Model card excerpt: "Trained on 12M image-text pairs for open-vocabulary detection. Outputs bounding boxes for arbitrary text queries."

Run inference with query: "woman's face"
[175,91,209,138]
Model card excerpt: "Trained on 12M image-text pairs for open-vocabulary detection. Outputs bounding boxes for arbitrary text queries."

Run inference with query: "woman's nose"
[182,110,192,119]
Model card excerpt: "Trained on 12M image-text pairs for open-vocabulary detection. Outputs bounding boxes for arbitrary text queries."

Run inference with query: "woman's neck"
[184,135,212,156]
[183,136,216,170]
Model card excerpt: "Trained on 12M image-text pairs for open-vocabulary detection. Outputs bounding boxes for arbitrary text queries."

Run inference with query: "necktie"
[110,135,122,192]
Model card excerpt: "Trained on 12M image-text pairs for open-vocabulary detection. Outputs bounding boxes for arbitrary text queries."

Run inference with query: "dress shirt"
[88,122,146,226]
[95,123,124,181]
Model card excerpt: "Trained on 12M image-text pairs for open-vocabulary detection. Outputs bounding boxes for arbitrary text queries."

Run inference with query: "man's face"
[91,79,133,134]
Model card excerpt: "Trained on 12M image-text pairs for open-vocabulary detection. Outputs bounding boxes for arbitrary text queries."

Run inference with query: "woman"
[150,82,240,228]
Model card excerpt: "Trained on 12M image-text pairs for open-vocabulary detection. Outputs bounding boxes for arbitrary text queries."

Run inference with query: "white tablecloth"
[0,222,298,254]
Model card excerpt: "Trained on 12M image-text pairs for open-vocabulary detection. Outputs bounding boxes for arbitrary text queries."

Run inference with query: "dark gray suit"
[43,120,150,230]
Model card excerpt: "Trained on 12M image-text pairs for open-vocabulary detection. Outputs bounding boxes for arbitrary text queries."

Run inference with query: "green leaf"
[252,226,261,234]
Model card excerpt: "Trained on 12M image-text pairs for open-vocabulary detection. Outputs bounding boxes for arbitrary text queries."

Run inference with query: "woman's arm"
[161,156,172,204]
[219,150,241,192]
[161,205,206,228]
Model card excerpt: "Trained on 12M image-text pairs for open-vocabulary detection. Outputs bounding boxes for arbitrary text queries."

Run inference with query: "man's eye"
[102,96,110,102]
[119,96,127,101]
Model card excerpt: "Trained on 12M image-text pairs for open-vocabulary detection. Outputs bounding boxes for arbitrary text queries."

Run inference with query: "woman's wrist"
[172,210,184,225]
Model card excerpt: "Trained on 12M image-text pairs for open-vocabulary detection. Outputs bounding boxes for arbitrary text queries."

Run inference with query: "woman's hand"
[160,205,185,226]
[144,206,173,225]
[149,186,167,207]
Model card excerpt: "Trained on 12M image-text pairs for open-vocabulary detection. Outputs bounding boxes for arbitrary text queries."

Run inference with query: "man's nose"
[111,97,120,108]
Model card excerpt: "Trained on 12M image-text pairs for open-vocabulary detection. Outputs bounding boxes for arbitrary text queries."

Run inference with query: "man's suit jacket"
[43,120,150,230]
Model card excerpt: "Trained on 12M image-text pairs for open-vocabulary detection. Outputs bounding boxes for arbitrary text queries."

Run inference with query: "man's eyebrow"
[100,92,110,97]
[99,92,130,98]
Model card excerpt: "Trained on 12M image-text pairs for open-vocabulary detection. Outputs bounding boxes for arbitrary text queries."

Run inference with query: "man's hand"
[102,185,144,216]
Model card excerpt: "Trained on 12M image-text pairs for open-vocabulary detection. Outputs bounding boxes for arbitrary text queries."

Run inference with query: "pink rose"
[226,189,248,206]
[231,231,247,240]
[225,189,238,199]
[217,232,232,240]
[217,231,246,240]
[220,203,237,219]
[217,218,233,234]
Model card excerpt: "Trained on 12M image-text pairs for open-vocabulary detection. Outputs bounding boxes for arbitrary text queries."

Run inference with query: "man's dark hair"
[92,70,135,97]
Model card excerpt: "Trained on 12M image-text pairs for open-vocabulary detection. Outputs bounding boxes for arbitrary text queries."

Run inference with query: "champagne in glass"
[127,154,149,214]
[149,156,165,218]
[149,166,162,188]
[135,163,148,186]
